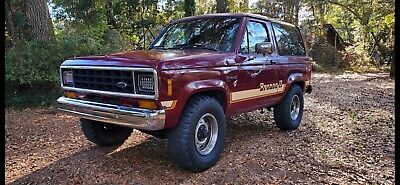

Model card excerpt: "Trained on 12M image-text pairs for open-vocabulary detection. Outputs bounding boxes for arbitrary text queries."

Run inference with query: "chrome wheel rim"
[290,95,300,121]
[195,113,218,155]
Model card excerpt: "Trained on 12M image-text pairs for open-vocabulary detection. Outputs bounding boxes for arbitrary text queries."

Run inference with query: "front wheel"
[80,119,133,146]
[168,96,226,172]
[274,84,304,130]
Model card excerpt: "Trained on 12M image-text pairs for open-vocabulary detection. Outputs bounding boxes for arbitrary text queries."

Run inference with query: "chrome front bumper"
[57,97,165,131]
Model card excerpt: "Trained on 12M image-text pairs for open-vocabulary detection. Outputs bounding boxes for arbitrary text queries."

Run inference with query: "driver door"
[230,19,280,114]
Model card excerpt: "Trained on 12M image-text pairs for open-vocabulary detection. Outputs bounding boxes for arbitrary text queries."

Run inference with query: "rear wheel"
[168,96,226,172]
[80,119,133,146]
[274,85,304,130]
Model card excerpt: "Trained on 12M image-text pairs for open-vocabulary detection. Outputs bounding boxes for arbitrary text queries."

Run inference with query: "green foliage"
[228,0,249,12]
[51,0,106,25]
[322,0,394,64]
[299,0,394,73]
[309,36,347,72]
[184,0,196,16]
[5,26,130,107]
[345,46,389,73]
[195,0,216,14]
[5,89,62,108]
[251,0,300,25]
[51,0,174,49]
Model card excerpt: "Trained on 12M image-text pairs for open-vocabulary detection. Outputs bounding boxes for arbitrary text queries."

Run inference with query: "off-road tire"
[274,84,304,130]
[80,118,133,146]
[168,96,226,172]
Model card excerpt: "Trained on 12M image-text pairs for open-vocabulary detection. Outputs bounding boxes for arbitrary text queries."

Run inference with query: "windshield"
[151,17,241,52]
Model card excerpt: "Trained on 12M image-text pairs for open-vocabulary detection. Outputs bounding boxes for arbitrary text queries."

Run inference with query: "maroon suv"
[57,13,312,172]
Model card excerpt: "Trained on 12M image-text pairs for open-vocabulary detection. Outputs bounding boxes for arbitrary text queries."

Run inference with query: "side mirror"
[255,42,273,56]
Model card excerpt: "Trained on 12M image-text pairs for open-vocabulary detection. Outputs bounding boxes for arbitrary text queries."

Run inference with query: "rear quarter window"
[271,22,306,56]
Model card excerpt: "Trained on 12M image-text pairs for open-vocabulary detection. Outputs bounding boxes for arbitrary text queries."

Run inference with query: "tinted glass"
[240,21,270,54]
[152,18,240,51]
[271,23,306,56]
[240,27,248,54]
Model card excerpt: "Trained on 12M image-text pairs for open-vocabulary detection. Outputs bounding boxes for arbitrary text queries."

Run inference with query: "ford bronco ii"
[57,13,312,172]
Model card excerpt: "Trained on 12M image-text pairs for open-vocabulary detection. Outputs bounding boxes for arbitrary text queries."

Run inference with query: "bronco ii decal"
[260,80,283,91]
[230,80,286,103]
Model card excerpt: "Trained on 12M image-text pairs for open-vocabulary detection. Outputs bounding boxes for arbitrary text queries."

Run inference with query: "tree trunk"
[240,0,249,10]
[216,0,229,13]
[285,4,291,23]
[5,0,17,45]
[311,1,315,17]
[294,0,300,25]
[106,0,118,29]
[390,28,395,78]
[184,0,195,16]
[390,53,395,77]
[23,0,54,42]
[316,2,325,24]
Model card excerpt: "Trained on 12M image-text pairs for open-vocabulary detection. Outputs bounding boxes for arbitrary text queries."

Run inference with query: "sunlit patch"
[106,130,150,155]
[58,114,74,119]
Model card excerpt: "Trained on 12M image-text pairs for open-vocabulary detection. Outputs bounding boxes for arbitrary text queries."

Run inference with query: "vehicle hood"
[61,50,232,70]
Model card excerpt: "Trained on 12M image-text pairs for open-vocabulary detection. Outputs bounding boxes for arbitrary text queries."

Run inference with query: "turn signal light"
[65,91,77,99]
[167,79,173,96]
[65,91,86,99]
[138,100,157,109]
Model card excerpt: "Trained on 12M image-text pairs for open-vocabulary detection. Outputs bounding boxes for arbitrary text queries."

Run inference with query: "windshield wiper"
[171,44,219,51]
[151,46,167,50]
[151,44,186,50]
[153,44,219,52]
[192,45,219,51]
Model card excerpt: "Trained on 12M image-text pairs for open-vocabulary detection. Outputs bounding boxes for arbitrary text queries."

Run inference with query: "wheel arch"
[286,72,306,91]
[183,81,229,112]
[163,80,230,129]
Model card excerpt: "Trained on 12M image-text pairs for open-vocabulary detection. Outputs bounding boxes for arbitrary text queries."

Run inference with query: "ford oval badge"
[117,82,127,88]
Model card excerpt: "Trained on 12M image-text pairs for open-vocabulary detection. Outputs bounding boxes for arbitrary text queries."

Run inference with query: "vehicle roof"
[170,13,296,27]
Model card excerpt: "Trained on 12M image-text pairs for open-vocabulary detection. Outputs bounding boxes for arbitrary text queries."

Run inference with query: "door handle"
[270,60,277,64]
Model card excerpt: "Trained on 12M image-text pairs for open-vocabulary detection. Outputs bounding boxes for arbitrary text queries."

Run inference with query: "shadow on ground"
[9,113,333,185]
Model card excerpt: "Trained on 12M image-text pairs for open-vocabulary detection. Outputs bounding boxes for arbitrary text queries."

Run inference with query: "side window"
[240,27,248,54]
[271,23,306,56]
[240,21,270,54]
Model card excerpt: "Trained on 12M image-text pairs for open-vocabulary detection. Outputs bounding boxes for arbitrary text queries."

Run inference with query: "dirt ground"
[5,73,395,185]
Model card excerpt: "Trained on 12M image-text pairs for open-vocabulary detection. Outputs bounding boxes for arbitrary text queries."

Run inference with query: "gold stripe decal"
[230,80,286,103]
[161,100,177,110]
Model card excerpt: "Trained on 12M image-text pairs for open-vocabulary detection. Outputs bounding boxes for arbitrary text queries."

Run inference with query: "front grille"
[60,66,157,99]
[72,69,134,93]
[85,94,121,105]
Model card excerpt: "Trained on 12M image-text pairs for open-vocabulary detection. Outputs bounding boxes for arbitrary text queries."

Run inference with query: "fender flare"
[163,79,229,128]
[179,79,230,107]
[287,72,305,90]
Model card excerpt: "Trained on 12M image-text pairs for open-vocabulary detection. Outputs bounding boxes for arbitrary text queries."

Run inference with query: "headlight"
[137,73,155,94]
[63,70,73,85]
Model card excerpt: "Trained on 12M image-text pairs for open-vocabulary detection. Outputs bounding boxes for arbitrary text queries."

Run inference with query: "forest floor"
[5,72,395,185]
